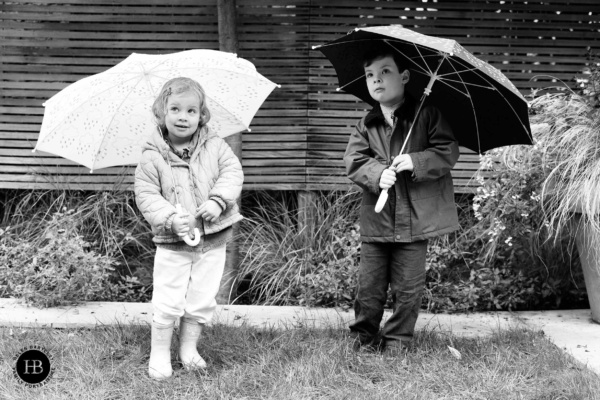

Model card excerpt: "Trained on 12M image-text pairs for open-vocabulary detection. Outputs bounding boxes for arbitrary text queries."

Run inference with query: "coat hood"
[141,125,217,161]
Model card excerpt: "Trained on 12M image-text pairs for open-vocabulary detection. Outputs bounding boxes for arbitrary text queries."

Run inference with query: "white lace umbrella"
[34,49,279,172]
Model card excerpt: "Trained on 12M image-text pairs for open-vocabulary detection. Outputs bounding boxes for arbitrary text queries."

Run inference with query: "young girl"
[134,77,243,380]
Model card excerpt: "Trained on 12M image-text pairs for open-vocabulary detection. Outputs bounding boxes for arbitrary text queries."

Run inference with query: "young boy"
[344,47,460,355]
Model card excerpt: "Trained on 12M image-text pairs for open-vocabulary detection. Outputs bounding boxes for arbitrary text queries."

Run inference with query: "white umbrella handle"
[175,204,201,246]
[374,188,389,213]
[375,165,395,213]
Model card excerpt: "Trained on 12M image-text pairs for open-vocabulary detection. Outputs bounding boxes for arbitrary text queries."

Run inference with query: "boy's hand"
[392,154,414,173]
[171,213,190,237]
[379,168,396,190]
[196,200,223,223]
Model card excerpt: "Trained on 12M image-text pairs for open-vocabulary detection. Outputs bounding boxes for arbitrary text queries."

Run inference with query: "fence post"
[297,190,317,244]
[217,0,241,304]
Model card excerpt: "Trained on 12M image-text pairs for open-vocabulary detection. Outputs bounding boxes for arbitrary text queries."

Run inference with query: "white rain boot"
[148,321,174,380]
[179,317,207,369]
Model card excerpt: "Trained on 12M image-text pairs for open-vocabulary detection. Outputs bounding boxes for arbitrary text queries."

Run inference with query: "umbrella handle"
[374,165,396,213]
[375,188,389,213]
[175,204,201,246]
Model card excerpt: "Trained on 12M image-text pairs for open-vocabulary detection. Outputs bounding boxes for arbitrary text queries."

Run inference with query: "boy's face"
[364,56,409,107]
[165,91,201,145]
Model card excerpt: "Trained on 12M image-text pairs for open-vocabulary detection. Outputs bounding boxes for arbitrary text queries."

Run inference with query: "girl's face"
[165,91,201,145]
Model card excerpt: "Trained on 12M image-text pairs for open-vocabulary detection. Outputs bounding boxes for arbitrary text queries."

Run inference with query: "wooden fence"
[1,0,598,192]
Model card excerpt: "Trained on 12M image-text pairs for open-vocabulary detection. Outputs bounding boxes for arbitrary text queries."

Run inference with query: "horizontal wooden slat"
[2,0,597,192]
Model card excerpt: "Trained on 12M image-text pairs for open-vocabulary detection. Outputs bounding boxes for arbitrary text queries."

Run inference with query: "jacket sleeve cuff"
[209,196,227,211]
[370,164,387,194]
[165,214,175,233]
[410,153,424,181]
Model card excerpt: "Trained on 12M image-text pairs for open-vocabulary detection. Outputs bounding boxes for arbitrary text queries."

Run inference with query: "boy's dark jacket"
[344,95,460,243]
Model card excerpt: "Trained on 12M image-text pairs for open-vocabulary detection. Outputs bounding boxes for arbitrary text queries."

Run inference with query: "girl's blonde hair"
[152,77,211,135]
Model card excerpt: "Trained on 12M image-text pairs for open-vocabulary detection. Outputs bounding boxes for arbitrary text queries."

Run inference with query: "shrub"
[0,209,115,307]
[0,188,154,305]
[452,139,588,311]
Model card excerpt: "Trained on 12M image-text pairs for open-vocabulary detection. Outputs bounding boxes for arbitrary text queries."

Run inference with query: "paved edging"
[0,299,597,375]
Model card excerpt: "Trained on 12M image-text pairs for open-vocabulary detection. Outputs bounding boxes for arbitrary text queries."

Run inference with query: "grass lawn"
[1,322,599,400]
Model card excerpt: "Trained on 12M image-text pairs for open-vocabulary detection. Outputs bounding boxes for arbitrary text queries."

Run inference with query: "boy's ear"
[402,70,410,84]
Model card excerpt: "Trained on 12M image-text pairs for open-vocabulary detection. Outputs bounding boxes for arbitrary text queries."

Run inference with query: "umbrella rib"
[437,66,482,78]
[437,78,497,91]
[444,61,483,153]
[449,63,531,137]
[409,69,474,98]
[40,72,145,142]
[337,74,366,92]
[147,66,269,82]
[383,40,437,77]
[437,54,522,98]
[90,73,152,170]
[445,58,532,152]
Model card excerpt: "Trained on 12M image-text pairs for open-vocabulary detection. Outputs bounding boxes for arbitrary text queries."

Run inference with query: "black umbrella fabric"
[314,25,533,154]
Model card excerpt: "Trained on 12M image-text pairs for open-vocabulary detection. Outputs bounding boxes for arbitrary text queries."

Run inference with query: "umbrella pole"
[375,57,444,213]
[399,57,445,155]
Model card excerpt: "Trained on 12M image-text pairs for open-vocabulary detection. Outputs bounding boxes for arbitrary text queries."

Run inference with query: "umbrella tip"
[336,88,341,92]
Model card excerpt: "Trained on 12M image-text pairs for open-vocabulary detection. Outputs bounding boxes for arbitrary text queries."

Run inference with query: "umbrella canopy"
[34,49,279,171]
[314,25,533,154]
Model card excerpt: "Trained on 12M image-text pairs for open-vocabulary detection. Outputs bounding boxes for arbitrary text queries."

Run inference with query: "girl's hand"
[196,200,223,223]
[171,213,190,237]
[392,154,414,173]
[379,168,396,190]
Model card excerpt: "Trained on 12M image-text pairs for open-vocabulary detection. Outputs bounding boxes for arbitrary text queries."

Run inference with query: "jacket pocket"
[408,177,442,200]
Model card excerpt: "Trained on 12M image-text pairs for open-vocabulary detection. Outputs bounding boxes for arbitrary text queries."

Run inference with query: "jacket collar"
[364,94,418,126]
[144,125,214,161]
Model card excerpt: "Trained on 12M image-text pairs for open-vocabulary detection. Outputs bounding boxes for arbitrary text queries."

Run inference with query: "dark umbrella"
[313,25,533,211]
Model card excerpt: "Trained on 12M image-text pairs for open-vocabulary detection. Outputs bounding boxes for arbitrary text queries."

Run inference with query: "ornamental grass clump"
[531,90,600,241]
[235,190,361,307]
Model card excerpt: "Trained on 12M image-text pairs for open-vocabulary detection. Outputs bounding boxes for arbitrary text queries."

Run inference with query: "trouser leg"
[382,240,428,347]
[151,247,192,324]
[349,242,390,344]
[183,245,226,324]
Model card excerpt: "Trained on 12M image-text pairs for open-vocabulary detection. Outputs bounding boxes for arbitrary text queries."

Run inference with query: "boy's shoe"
[350,332,382,353]
[149,321,175,380]
[381,340,410,359]
[178,317,207,370]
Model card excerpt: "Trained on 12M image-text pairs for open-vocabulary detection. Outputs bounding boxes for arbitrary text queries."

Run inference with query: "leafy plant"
[0,209,115,307]
[0,188,154,305]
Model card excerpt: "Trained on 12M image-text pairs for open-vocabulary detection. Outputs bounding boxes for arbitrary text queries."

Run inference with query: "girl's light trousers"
[152,245,226,325]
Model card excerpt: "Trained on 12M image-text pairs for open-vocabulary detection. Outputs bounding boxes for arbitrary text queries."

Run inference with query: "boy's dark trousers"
[350,240,428,349]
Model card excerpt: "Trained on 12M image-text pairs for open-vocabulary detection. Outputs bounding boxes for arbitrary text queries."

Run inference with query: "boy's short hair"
[362,44,409,72]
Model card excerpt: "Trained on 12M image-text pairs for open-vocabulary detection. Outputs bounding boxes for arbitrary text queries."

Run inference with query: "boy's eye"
[170,107,178,112]
[366,73,373,78]
[188,109,197,114]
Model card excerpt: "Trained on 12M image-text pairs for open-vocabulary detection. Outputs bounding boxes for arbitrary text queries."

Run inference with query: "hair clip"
[166,87,172,96]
